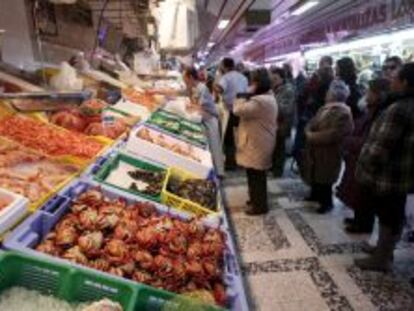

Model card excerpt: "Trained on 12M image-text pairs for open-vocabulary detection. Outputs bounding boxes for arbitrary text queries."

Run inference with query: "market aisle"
[223,169,414,311]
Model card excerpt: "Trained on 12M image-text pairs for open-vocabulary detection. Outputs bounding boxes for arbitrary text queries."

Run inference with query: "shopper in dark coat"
[293,61,334,164]
[301,80,354,214]
[336,57,363,119]
[337,79,390,233]
[355,63,414,272]
[270,67,296,177]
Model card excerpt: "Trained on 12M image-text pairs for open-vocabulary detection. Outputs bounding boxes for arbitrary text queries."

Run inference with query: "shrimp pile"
[0,139,79,202]
[0,115,103,159]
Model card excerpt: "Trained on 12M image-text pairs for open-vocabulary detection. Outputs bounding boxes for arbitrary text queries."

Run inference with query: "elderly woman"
[233,68,278,215]
[302,80,354,214]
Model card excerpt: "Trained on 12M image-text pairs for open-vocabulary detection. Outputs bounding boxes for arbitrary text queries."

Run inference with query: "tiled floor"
[223,169,414,311]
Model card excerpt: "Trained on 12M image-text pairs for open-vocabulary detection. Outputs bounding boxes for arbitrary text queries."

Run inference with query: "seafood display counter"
[0,78,249,311]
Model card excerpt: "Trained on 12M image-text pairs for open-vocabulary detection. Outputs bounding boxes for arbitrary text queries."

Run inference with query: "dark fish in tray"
[168,178,217,211]
[127,169,165,196]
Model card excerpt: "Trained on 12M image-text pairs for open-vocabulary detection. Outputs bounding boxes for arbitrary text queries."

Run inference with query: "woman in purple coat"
[337,78,390,233]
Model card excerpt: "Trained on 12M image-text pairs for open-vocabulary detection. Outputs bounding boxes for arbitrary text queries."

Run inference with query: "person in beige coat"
[233,68,278,215]
[302,79,354,214]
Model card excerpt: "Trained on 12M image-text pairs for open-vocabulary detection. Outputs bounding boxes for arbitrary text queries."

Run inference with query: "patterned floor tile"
[224,169,414,311]
[243,257,354,310]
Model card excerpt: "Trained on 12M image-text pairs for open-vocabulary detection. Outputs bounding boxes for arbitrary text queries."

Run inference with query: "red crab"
[203,229,225,245]
[56,214,78,231]
[76,189,104,209]
[135,227,158,249]
[78,208,99,230]
[36,240,61,256]
[55,225,78,248]
[122,208,140,221]
[113,221,137,242]
[136,202,156,218]
[133,250,154,270]
[104,239,129,264]
[168,232,188,254]
[202,242,224,258]
[187,241,203,259]
[71,203,88,213]
[132,269,153,284]
[171,259,187,280]
[88,258,110,272]
[187,220,206,239]
[108,266,125,278]
[185,260,203,277]
[99,202,123,217]
[62,245,88,265]
[78,231,103,257]
[153,255,174,277]
[97,213,119,230]
[203,260,222,280]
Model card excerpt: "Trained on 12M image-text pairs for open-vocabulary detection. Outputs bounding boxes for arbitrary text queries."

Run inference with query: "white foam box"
[125,125,213,178]
[0,187,29,236]
[112,98,151,120]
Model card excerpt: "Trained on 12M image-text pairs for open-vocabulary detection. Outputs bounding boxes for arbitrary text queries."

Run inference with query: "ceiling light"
[291,1,319,16]
[265,51,302,63]
[207,42,215,48]
[304,28,414,59]
[244,39,253,45]
[218,19,230,30]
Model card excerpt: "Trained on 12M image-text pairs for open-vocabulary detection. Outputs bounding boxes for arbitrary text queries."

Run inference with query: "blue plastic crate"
[4,179,246,310]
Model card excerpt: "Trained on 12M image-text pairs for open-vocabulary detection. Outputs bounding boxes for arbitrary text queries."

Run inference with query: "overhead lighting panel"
[207,42,215,48]
[304,28,414,59]
[218,19,230,30]
[291,1,319,16]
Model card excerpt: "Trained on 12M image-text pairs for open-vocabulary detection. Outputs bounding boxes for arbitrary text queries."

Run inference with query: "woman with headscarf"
[301,80,354,214]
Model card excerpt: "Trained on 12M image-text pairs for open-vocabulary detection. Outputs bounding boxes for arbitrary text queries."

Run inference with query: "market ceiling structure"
[199,0,396,64]
[82,0,408,65]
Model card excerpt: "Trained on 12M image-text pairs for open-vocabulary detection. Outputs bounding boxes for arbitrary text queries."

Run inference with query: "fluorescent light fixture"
[304,27,414,59]
[265,51,302,63]
[244,39,253,45]
[218,19,230,30]
[291,1,319,16]
[207,42,215,48]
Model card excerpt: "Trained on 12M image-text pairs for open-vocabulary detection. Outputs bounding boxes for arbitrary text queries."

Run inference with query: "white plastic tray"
[112,98,151,120]
[0,187,29,236]
[125,125,213,178]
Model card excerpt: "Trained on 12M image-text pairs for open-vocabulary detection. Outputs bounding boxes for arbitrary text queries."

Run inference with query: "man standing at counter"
[214,58,248,171]
[184,68,225,177]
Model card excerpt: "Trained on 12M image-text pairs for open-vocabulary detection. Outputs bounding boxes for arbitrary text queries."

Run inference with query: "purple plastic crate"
[4,179,246,310]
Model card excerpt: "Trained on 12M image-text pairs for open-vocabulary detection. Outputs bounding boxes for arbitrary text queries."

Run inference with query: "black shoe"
[316,205,333,214]
[344,217,355,225]
[225,163,238,171]
[245,205,268,216]
[272,170,283,178]
[304,195,317,202]
[345,223,373,234]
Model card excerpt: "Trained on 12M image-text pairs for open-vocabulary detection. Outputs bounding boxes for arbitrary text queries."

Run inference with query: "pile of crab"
[36,189,227,306]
